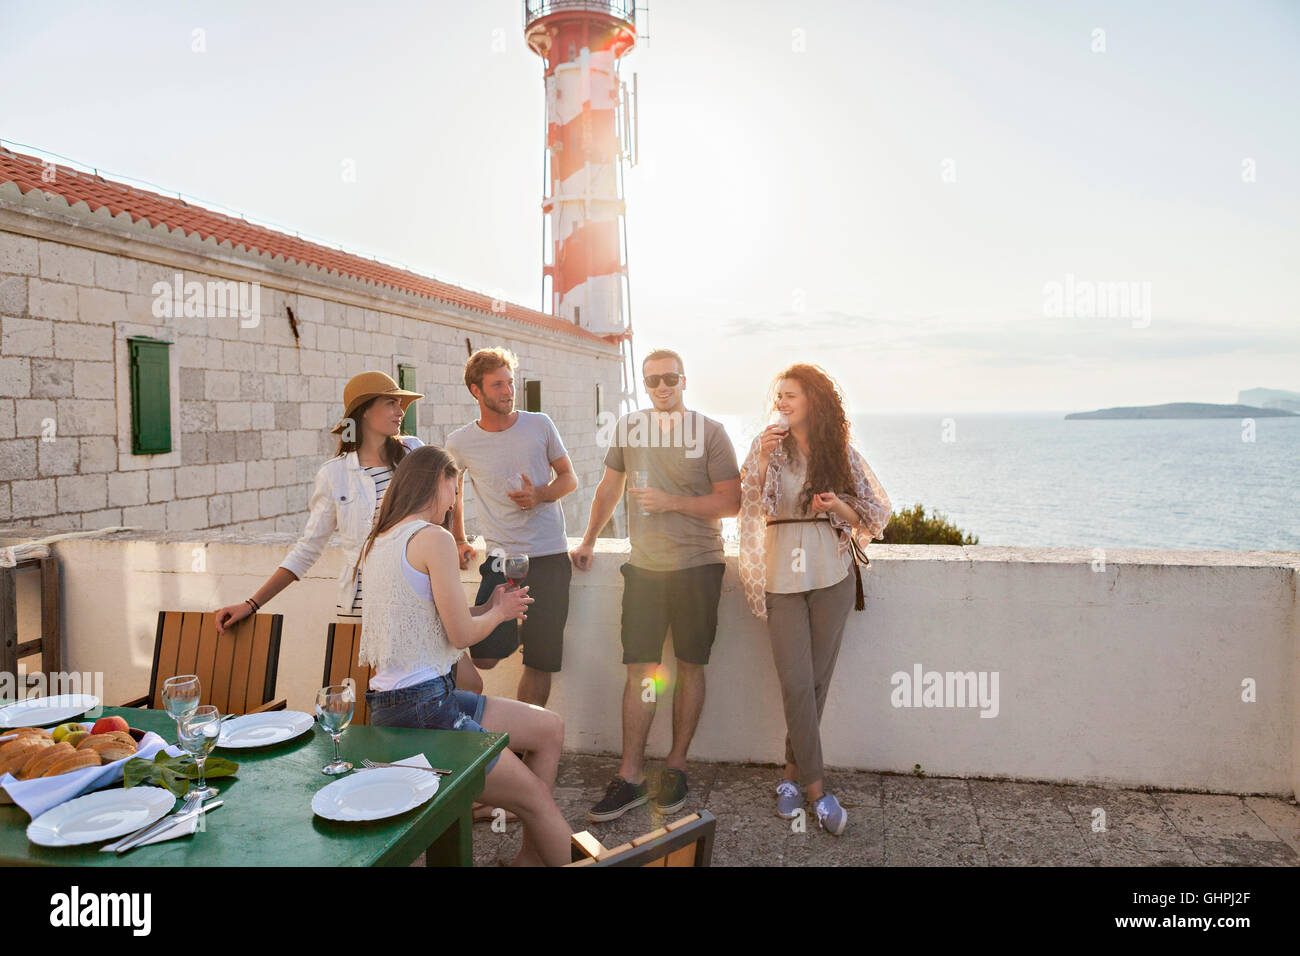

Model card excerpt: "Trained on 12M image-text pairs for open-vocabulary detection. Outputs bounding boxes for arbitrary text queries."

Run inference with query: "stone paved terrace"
[411,755,1300,867]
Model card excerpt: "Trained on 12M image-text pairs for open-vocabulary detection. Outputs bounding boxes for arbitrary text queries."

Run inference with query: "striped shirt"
[337,464,393,618]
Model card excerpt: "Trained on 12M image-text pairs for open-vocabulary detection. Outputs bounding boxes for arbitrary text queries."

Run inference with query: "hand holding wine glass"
[503,553,530,631]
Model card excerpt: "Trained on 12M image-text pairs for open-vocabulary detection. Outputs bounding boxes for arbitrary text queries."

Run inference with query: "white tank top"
[358,520,463,687]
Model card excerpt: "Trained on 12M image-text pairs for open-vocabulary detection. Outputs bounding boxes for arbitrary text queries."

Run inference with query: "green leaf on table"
[123,751,238,797]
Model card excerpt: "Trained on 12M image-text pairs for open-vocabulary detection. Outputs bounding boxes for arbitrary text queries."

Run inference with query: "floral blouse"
[738,435,892,620]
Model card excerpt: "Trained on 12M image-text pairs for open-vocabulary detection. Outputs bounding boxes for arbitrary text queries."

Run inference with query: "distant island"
[1238,387,1300,413]
[1066,402,1298,420]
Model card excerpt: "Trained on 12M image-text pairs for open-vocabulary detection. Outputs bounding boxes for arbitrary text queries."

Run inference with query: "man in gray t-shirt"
[603,410,739,571]
[447,348,578,709]
[570,348,741,824]
[446,410,570,558]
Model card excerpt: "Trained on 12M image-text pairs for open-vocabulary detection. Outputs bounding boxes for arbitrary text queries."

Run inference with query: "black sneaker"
[655,768,688,815]
[587,776,649,823]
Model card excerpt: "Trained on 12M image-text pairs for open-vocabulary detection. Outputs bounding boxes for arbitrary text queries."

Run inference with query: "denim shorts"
[365,672,500,773]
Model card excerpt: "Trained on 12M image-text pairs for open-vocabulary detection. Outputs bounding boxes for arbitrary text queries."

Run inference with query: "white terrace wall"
[4,527,1296,798]
[0,195,623,543]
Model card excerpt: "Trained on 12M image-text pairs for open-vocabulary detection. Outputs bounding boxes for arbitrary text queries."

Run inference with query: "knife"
[103,800,223,854]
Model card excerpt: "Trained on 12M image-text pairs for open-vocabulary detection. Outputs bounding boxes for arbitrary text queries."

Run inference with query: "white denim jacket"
[278,435,424,610]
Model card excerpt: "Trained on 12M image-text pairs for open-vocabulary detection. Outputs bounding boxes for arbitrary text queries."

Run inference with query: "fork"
[101,792,202,853]
[360,758,451,775]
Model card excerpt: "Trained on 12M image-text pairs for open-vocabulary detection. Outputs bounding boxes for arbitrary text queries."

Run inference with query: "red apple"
[91,716,130,735]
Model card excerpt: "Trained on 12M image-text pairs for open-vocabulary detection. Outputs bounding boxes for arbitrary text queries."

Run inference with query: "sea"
[710,412,1300,552]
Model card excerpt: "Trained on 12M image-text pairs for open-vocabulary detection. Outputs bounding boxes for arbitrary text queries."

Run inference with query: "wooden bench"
[323,622,371,726]
[566,811,716,867]
[120,611,286,714]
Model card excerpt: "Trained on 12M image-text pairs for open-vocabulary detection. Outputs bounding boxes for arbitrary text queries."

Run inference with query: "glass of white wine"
[316,684,354,775]
[177,705,222,800]
[629,470,652,516]
[768,409,790,459]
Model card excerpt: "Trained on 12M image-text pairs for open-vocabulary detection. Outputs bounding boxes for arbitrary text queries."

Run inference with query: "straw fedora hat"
[330,371,424,434]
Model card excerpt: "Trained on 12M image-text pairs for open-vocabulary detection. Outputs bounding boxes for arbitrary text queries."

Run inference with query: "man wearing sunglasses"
[571,348,741,822]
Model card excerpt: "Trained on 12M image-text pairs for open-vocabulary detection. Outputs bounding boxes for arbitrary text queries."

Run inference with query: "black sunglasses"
[644,373,682,388]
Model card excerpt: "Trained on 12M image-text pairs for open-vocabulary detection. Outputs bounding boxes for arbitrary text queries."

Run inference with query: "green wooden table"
[0,706,507,866]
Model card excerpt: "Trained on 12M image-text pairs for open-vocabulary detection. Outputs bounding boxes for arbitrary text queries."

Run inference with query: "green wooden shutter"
[525,379,542,413]
[129,337,171,455]
[398,363,417,436]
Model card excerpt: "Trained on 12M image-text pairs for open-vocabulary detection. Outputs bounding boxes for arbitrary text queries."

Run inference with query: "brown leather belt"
[765,516,868,610]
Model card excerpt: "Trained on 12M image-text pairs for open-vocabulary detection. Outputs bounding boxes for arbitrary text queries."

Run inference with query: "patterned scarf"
[737,436,892,620]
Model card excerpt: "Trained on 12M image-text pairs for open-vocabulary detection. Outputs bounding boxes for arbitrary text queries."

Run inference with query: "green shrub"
[880,504,978,545]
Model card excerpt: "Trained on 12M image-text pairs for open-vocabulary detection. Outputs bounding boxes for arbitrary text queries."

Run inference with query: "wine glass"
[506,464,527,498]
[504,554,530,634]
[629,470,652,516]
[177,705,222,800]
[316,684,354,775]
[768,408,790,459]
[162,675,200,762]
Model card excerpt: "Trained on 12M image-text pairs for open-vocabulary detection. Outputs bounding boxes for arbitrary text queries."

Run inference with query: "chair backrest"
[323,622,372,726]
[149,611,283,714]
[567,811,716,867]
[0,556,61,690]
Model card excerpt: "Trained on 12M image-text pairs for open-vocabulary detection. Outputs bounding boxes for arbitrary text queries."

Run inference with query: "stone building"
[0,147,625,540]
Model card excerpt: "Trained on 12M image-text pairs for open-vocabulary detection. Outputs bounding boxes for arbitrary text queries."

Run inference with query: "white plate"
[26,786,175,847]
[217,711,314,749]
[312,767,439,822]
[0,695,101,728]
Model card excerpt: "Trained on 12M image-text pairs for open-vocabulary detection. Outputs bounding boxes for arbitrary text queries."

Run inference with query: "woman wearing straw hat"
[213,371,483,692]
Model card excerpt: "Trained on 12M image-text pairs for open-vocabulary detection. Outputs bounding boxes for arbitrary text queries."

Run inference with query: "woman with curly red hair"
[737,364,892,835]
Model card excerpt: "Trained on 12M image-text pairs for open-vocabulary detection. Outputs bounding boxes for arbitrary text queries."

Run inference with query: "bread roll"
[0,738,53,775]
[41,751,100,777]
[79,734,135,753]
[18,741,74,780]
[0,733,52,758]
[94,744,136,764]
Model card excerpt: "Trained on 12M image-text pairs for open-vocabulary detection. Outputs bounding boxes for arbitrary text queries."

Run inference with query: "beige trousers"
[764,569,856,785]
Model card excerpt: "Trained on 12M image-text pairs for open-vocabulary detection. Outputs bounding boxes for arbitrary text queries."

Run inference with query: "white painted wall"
[4,528,1297,797]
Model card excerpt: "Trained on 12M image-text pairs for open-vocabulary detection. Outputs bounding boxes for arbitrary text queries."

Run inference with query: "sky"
[2,0,1297,414]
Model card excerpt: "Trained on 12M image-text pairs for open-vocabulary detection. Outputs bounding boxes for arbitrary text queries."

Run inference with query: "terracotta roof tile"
[0,147,619,347]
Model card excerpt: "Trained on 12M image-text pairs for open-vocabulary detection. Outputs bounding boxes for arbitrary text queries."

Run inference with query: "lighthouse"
[524,0,640,403]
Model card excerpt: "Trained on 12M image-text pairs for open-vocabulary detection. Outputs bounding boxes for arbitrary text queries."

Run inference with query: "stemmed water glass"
[162,675,200,761]
[504,553,530,634]
[177,705,222,800]
[316,684,354,775]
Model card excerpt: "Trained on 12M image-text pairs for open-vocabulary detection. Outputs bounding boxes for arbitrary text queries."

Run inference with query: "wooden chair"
[323,622,371,726]
[0,556,61,691]
[120,611,286,714]
[566,811,716,867]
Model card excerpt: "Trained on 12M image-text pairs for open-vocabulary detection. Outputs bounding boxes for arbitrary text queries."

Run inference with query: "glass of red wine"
[504,553,530,633]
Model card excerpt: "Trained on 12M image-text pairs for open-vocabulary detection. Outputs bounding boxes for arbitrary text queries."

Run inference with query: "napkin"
[127,746,209,847]
[388,754,433,770]
[0,723,170,819]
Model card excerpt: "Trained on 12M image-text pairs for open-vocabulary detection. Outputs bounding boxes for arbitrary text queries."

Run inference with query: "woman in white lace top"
[356,444,573,866]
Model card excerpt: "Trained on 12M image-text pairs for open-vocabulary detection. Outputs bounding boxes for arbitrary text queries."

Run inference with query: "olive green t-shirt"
[603,409,740,572]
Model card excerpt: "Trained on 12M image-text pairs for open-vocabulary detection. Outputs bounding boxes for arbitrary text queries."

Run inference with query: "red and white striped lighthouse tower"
[524,1,640,405]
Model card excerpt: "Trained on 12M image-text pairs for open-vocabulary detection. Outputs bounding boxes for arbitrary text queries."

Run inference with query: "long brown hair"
[353,445,460,580]
[334,396,411,470]
[769,363,854,515]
